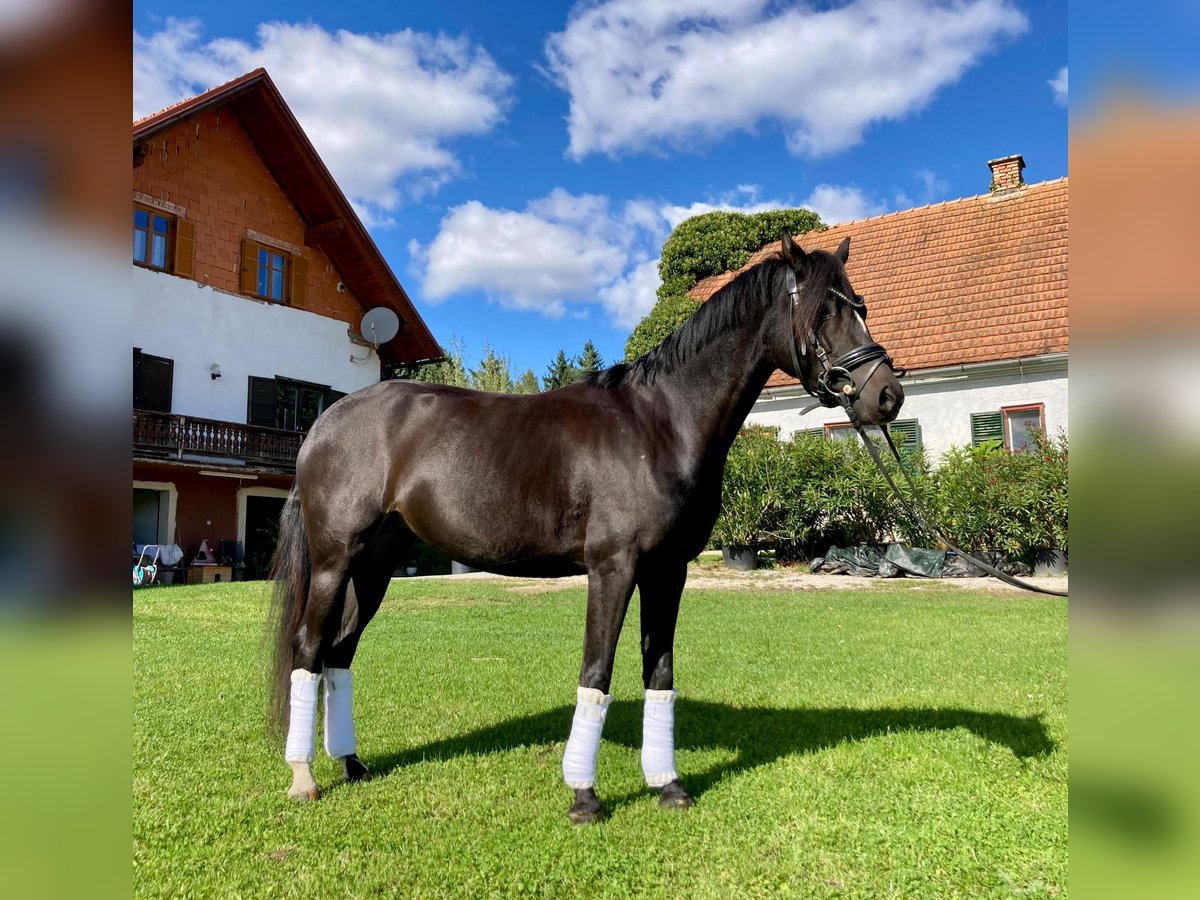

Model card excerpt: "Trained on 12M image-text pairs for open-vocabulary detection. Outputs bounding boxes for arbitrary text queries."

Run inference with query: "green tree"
[389,335,469,387]
[625,208,825,361]
[624,292,701,362]
[577,340,604,376]
[543,349,580,391]
[513,368,541,395]
[469,343,515,394]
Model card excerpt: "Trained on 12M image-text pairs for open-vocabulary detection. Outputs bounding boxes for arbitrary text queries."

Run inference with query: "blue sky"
[134,1,1067,381]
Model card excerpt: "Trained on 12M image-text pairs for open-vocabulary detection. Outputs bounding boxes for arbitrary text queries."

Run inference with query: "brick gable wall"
[133,107,363,326]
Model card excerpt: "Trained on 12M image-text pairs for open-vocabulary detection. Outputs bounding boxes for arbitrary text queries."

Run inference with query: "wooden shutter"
[970,411,1004,446]
[173,219,195,277]
[889,418,921,450]
[289,254,308,306]
[247,376,278,428]
[133,351,173,413]
[240,239,258,294]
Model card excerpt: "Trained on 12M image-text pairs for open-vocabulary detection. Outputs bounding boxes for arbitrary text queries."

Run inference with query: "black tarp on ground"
[811,544,1033,579]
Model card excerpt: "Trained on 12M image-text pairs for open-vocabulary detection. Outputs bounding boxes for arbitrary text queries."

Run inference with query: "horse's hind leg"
[323,527,409,783]
[284,555,350,801]
[638,560,693,810]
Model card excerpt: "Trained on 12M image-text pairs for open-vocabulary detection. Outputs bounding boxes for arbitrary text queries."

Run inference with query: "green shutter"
[889,418,921,450]
[971,411,1004,446]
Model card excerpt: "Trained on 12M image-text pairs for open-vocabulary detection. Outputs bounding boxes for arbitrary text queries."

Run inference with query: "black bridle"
[784,267,898,407]
[783,265,1067,598]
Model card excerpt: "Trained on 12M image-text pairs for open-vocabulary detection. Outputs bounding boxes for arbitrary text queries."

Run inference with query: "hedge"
[713,427,1068,563]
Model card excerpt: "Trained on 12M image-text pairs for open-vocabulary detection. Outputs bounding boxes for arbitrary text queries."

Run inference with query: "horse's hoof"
[342,755,372,782]
[567,788,604,825]
[287,786,321,803]
[657,780,694,810]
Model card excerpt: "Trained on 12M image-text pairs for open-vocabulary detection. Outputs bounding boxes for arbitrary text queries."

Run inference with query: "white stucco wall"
[133,266,380,422]
[747,355,1068,464]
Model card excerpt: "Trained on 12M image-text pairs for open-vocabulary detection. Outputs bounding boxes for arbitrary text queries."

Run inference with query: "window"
[133,349,173,413]
[258,247,286,301]
[824,422,857,441]
[823,418,920,449]
[133,206,171,270]
[971,405,1045,452]
[1004,404,1045,453]
[133,204,194,276]
[248,376,345,432]
[241,239,307,305]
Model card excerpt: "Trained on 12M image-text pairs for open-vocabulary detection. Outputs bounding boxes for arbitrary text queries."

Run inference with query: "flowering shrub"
[933,430,1068,556]
[713,427,1067,562]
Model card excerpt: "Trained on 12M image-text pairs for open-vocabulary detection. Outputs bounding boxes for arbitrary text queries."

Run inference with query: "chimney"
[988,154,1026,192]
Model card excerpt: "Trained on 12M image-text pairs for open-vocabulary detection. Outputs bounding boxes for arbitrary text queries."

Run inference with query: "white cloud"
[412,180,887,328]
[599,259,664,329]
[915,169,950,201]
[133,19,513,222]
[801,184,888,224]
[1049,66,1068,106]
[661,184,788,229]
[545,0,1027,159]
[412,193,647,319]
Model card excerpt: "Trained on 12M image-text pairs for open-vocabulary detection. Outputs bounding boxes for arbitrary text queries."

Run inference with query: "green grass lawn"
[133,574,1066,898]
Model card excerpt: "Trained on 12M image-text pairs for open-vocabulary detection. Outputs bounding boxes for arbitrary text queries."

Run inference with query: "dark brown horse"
[269,233,903,823]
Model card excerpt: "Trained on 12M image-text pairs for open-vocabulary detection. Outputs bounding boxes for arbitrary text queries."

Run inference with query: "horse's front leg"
[638,561,694,810]
[563,547,637,825]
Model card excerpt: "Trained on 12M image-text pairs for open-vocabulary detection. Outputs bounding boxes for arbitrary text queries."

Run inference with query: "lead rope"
[840,397,1068,598]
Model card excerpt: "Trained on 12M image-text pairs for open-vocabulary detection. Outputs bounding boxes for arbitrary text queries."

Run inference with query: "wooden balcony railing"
[133,410,304,469]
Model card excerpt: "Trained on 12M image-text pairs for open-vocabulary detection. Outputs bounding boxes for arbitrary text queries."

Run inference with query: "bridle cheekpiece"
[784,265,898,410]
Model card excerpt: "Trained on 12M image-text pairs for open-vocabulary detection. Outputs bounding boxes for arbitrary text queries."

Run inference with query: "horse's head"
[776,231,904,426]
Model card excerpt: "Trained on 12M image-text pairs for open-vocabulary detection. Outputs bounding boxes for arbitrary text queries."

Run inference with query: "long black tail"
[267,487,310,740]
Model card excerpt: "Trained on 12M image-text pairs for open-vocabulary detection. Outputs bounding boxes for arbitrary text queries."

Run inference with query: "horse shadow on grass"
[366,700,1055,815]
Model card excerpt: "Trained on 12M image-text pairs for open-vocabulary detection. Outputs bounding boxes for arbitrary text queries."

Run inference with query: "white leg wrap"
[285,669,321,764]
[641,689,679,788]
[323,667,357,760]
[562,687,612,790]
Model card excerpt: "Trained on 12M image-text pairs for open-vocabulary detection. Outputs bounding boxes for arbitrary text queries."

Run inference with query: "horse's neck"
[650,304,778,463]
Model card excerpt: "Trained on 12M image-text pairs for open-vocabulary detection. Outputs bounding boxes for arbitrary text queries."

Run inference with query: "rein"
[840,396,1068,598]
[785,264,1067,598]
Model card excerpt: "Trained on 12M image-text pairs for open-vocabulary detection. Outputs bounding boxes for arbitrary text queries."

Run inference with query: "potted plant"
[713,427,787,570]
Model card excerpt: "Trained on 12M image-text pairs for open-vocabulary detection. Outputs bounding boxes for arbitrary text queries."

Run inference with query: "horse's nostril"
[880,385,901,413]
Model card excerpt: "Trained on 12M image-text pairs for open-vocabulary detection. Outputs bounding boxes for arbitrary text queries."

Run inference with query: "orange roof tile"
[690,179,1068,387]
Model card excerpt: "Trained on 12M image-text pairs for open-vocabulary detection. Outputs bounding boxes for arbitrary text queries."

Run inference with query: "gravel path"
[407,565,1067,596]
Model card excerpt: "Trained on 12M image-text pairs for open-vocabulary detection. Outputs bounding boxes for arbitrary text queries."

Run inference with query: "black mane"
[587,253,833,389]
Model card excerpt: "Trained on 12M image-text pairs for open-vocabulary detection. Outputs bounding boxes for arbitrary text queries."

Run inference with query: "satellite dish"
[359,307,400,348]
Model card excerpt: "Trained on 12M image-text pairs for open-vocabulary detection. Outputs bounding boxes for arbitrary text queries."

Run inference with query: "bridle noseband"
[784,266,898,407]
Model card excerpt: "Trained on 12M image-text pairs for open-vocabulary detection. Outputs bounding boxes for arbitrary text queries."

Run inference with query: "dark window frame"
[246,375,345,433]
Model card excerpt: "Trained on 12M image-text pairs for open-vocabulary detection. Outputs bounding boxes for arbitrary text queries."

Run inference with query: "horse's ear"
[834,236,851,264]
[780,231,809,278]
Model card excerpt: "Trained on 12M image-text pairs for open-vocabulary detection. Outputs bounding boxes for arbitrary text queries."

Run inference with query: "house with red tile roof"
[132,69,441,580]
[690,155,1067,460]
